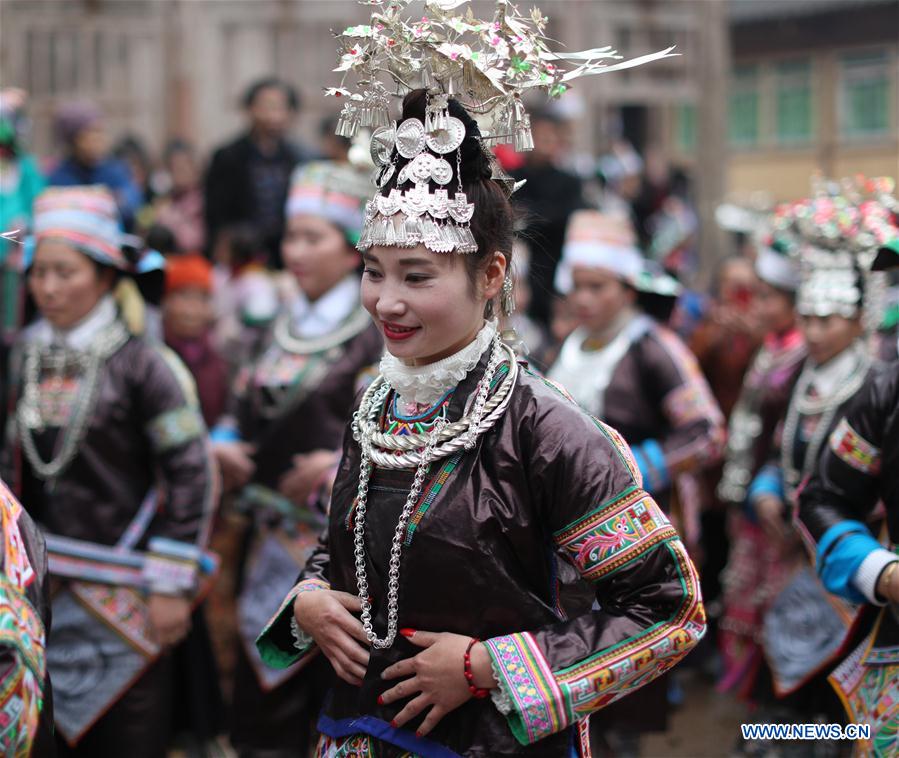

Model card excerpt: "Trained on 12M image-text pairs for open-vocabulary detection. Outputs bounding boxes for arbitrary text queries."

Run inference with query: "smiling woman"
[254,86,706,758]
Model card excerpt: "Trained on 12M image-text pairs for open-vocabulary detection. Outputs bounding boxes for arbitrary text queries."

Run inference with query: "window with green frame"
[729,64,760,146]
[841,50,891,138]
[775,59,813,144]
[675,103,696,153]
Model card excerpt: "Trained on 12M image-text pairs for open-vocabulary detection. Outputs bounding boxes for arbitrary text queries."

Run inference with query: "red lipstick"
[382,322,420,341]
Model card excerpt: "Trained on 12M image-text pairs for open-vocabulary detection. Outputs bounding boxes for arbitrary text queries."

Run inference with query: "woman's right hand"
[294,589,370,686]
[212,441,256,491]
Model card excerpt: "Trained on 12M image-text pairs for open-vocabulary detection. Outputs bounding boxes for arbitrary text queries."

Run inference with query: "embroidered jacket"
[1,325,215,591]
[256,353,706,757]
[796,364,899,754]
[548,314,725,499]
[220,307,383,490]
[0,478,51,758]
[799,362,898,609]
[716,328,806,696]
[718,328,807,507]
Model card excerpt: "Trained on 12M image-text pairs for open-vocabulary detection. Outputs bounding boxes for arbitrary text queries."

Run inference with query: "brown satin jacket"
[258,352,706,757]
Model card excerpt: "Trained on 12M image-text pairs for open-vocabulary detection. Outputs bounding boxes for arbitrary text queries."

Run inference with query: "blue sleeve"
[747,463,783,503]
[631,438,670,494]
[815,520,882,605]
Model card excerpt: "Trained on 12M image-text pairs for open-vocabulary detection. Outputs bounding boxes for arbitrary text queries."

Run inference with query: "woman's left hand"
[379,630,496,737]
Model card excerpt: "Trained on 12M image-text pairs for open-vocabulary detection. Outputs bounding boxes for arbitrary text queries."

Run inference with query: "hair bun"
[397,89,492,187]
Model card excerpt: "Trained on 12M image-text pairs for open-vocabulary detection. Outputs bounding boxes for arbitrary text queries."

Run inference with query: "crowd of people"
[0,60,898,758]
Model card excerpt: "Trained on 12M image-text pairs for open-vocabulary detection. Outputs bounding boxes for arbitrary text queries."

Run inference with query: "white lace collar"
[289,275,359,338]
[380,319,497,407]
[25,294,118,350]
[807,340,865,398]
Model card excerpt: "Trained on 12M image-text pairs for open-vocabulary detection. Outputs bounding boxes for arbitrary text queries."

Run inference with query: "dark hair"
[221,223,264,268]
[145,223,179,256]
[163,138,194,163]
[380,89,514,298]
[113,135,150,169]
[242,77,300,111]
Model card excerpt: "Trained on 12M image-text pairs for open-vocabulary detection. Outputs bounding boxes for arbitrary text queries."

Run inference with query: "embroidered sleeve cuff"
[255,578,329,669]
[142,537,201,595]
[483,632,568,746]
[853,550,898,606]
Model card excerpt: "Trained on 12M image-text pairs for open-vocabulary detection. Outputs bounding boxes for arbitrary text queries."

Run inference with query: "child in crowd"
[162,254,228,426]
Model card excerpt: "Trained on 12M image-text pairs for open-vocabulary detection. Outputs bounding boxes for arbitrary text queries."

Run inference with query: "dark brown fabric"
[2,334,212,550]
[274,357,704,756]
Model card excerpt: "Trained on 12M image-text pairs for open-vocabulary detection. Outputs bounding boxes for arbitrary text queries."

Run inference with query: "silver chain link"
[352,336,507,648]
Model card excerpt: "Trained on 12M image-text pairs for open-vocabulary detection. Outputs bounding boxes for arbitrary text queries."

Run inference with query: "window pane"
[776,59,812,143]
[729,65,759,146]
[676,103,696,152]
[841,50,890,137]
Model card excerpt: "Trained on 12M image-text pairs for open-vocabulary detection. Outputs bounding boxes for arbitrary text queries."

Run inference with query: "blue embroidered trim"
[317,713,461,758]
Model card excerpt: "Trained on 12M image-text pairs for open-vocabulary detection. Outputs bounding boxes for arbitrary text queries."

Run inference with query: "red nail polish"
[399,628,416,637]
[390,719,398,728]
[415,730,422,738]
[377,695,384,705]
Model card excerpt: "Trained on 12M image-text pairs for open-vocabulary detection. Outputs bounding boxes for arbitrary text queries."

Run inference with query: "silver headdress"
[328,0,676,255]
[771,175,899,332]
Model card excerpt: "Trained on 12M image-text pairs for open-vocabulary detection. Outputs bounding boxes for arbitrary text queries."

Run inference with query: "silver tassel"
[426,93,450,134]
[335,103,359,138]
[513,112,534,152]
[420,61,436,90]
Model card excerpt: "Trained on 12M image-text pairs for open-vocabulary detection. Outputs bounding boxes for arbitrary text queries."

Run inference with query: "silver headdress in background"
[328,0,676,255]
[771,175,899,333]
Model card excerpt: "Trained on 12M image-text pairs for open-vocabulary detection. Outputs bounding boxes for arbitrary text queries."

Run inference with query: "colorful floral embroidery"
[829,417,882,476]
[0,484,35,592]
[484,632,566,745]
[315,732,417,757]
[553,488,677,582]
[830,630,899,758]
[554,540,705,715]
[487,539,705,745]
[146,406,205,453]
[0,575,45,758]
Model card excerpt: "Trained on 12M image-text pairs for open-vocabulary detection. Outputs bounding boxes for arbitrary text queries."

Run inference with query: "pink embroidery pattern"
[554,488,677,581]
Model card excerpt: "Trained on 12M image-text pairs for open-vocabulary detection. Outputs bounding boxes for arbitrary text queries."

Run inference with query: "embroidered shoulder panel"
[553,487,677,582]
[146,406,205,454]
[828,417,881,476]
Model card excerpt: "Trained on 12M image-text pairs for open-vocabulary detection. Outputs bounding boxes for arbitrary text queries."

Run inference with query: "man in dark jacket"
[511,110,584,326]
[204,78,310,268]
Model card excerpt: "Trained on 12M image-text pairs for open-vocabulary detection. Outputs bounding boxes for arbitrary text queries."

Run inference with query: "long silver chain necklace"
[351,335,510,649]
[780,346,869,497]
[16,321,129,484]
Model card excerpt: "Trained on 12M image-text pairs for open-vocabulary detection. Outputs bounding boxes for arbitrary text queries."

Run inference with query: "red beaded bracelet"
[463,637,490,699]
